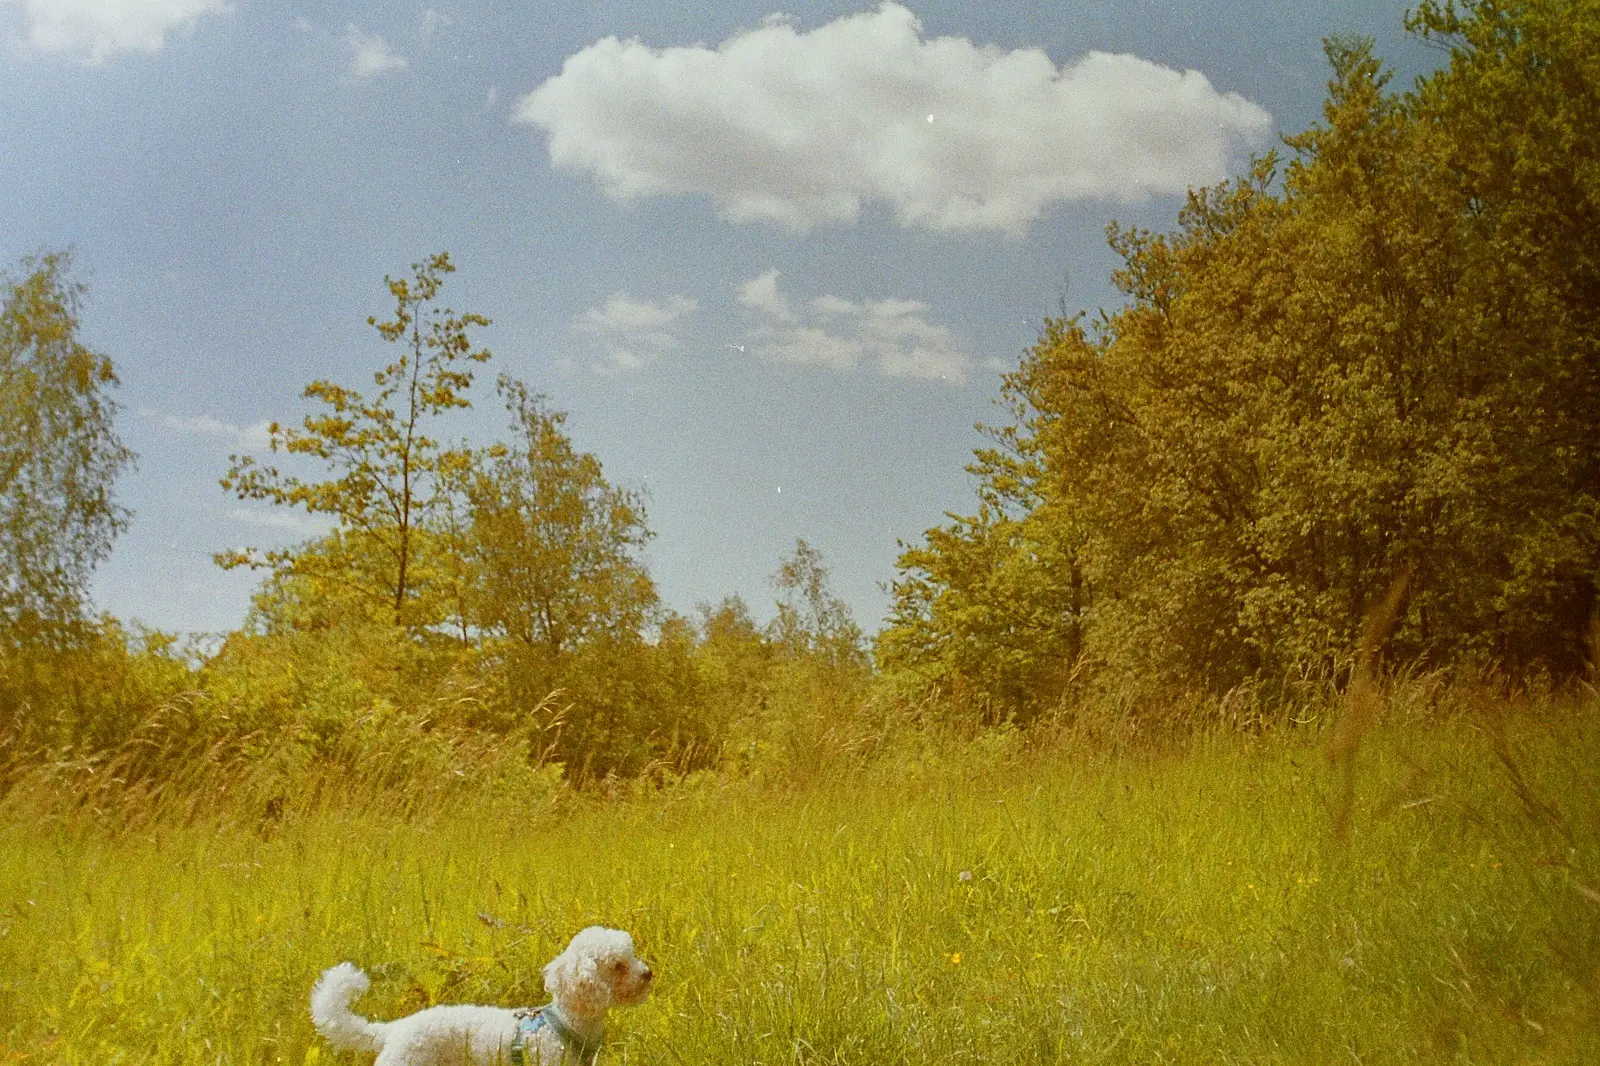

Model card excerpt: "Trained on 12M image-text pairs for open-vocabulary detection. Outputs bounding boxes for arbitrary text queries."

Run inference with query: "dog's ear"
[544,948,612,1016]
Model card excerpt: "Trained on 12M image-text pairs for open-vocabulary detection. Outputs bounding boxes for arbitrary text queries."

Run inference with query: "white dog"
[310,927,652,1065]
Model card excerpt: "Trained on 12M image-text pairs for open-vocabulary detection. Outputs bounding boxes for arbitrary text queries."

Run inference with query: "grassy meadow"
[2,689,1598,1065]
[4,5,1598,1063]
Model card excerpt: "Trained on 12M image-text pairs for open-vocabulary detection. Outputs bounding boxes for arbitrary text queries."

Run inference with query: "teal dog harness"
[508,1005,601,1066]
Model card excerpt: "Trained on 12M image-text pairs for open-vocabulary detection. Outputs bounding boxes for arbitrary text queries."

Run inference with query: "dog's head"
[542,926,653,1018]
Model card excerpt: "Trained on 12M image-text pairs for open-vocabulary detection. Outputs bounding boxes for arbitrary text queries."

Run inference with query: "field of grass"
[3,694,1598,1064]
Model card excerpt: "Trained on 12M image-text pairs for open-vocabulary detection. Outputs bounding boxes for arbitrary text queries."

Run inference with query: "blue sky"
[0,0,1433,638]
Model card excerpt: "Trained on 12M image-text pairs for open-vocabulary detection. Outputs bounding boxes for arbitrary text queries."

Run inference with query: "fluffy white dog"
[310,926,652,1065]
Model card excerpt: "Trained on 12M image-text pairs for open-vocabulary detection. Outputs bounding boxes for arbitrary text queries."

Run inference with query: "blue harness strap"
[508,1006,601,1066]
[507,1009,547,1066]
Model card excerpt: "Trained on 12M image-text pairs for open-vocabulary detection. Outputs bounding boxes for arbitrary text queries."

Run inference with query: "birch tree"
[0,251,132,645]
[218,252,489,630]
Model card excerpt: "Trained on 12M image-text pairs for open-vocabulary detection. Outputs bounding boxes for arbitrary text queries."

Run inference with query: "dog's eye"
[611,961,626,973]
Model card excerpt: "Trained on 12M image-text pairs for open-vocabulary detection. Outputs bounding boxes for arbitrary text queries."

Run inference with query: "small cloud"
[755,322,863,373]
[809,294,859,317]
[738,272,979,385]
[485,86,499,110]
[419,8,451,38]
[226,508,332,535]
[147,410,274,451]
[346,23,406,81]
[573,293,698,373]
[737,270,795,323]
[5,0,232,63]
[292,16,313,34]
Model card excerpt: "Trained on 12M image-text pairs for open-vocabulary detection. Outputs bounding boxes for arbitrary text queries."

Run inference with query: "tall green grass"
[3,690,1597,1064]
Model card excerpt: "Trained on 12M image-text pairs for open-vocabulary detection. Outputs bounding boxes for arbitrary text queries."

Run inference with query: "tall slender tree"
[219,252,489,629]
[771,539,867,670]
[0,251,132,645]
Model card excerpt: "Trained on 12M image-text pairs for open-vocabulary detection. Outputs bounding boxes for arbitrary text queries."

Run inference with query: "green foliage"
[487,628,718,783]
[453,374,686,781]
[195,250,883,787]
[694,595,776,716]
[0,253,147,763]
[883,0,1600,710]
[471,543,873,784]
[0,619,193,759]
[687,591,883,780]
[242,527,413,634]
[204,256,741,784]
[0,251,133,646]
[219,251,490,629]
[878,433,1083,721]
[770,538,867,670]
[466,376,657,653]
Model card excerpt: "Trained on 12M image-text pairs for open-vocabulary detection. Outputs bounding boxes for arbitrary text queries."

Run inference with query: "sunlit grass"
[3,696,1597,1064]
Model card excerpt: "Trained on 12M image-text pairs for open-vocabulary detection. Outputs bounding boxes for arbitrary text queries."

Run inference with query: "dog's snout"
[640,966,653,982]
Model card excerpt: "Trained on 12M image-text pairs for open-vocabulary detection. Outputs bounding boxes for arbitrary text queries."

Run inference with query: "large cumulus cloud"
[515,3,1273,235]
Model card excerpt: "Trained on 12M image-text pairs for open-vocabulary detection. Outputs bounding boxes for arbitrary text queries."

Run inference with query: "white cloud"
[346,23,406,81]
[419,8,450,38]
[808,294,860,317]
[4,0,230,63]
[514,3,1273,235]
[573,293,698,372]
[737,270,795,323]
[738,271,979,384]
[226,508,332,535]
[148,410,274,451]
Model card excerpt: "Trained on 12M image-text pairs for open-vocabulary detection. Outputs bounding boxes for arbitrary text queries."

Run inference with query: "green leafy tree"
[883,0,1600,706]
[770,539,867,670]
[239,528,410,634]
[0,251,133,644]
[879,508,1083,717]
[695,595,776,705]
[218,252,489,630]
[878,334,1092,716]
[1402,0,1600,667]
[465,375,656,653]
[461,380,680,779]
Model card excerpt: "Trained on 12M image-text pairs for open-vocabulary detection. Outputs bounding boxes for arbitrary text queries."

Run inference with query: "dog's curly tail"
[310,962,385,1053]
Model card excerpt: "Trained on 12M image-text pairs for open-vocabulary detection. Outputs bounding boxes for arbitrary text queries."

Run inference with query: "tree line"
[0,251,869,787]
[2,0,1595,794]
[880,0,1600,717]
